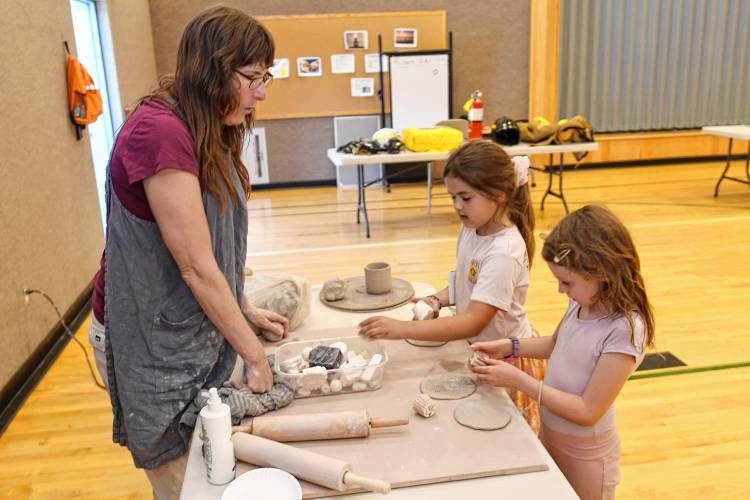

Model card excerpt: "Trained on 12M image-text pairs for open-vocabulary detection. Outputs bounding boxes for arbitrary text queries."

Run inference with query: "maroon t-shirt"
[92,99,200,323]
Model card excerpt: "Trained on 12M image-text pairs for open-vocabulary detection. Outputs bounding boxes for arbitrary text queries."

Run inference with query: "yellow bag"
[402,126,464,152]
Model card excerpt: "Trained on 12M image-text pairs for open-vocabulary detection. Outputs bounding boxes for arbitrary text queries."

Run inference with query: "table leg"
[558,154,570,213]
[539,153,570,214]
[540,154,553,212]
[358,164,371,238]
[714,138,733,197]
[356,164,362,224]
[427,162,432,214]
[745,142,749,183]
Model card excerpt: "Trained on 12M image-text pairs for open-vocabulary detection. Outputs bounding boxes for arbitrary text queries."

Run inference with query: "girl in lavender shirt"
[470,205,656,500]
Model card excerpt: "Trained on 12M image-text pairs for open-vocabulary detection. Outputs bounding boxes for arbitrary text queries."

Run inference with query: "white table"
[327,141,599,237]
[181,283,577,499]
[702,125,750,196]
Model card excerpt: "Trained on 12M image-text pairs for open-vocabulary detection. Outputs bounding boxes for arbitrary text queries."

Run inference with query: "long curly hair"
[145,6,275,212]
[443,140,536,265]
[541,205,655,349]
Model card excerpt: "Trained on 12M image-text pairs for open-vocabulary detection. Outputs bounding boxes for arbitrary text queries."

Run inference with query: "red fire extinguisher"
[468,90,484,140]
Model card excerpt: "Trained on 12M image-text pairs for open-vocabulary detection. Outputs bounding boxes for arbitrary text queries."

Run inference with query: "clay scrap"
[413,393,436,418]
[322,278,346,301]
[308,346,343,370]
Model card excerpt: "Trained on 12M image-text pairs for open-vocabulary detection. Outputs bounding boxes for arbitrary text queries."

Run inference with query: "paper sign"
[270,58,289,79]
[365,53,389,73]
[351,78,375,97]
[331,54,355,74]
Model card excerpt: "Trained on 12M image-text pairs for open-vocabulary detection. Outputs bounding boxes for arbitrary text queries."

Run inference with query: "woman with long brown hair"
[87,6,285,497]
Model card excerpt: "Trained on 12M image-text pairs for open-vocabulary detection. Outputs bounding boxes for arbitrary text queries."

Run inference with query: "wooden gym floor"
[1,160,748,498]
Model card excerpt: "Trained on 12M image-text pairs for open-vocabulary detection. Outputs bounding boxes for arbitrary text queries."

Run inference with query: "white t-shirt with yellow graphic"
[455,224,533,343]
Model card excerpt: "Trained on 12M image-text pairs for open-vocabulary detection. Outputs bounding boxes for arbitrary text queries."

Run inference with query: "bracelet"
[504,337,520,362]
[536,380,544,407]
[427,295,443,308]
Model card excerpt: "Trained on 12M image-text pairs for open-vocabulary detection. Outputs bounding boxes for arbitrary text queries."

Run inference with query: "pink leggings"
[540,425,621,500]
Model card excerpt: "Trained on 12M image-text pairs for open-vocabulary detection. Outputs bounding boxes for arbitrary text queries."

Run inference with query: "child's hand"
[469,339,511,359]
[358,316,409,340]
[411,296,440,319]
[470,358,520,388]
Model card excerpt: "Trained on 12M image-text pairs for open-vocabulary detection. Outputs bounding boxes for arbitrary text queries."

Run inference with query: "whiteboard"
[389,53,450,132]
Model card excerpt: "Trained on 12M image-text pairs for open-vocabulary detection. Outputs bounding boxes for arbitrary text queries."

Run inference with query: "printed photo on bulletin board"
[344,30,368,50]
[297,56,322,77]
[394,28,418,48]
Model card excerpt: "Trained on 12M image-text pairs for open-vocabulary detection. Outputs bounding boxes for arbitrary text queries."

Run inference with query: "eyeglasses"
[235,70,273,90]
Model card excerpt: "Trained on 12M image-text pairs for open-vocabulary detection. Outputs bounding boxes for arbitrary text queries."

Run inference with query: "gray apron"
[103,103,246,469]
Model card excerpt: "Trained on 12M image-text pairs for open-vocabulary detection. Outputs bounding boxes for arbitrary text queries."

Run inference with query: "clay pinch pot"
[322,277,346,301]
[468,350,490,367]
[364,262,392,295]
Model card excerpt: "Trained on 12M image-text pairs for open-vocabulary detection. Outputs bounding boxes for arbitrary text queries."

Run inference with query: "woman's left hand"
[242,303,289,338]
[358,316,409,340]
[470,358,521,388]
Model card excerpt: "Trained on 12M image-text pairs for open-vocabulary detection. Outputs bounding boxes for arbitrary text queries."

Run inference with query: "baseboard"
[0,283,93,435]
[253,179,337,190]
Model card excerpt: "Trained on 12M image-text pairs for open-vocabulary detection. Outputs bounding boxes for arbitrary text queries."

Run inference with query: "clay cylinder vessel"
[364,262,391,294]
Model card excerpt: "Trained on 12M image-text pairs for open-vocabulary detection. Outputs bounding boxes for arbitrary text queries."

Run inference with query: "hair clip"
[553,248,571,263]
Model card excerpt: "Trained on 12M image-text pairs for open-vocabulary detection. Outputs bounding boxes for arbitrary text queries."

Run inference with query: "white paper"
[269,58,289,79]
[351,78,375,97]
[330,54,355,74]
[364,53,389,73]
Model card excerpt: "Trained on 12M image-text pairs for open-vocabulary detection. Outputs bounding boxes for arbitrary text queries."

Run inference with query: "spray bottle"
[199,387,236,485]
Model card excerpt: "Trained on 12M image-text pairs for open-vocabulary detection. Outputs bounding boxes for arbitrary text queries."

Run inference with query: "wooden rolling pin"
[234,432,391,494]
[232,410,408,442]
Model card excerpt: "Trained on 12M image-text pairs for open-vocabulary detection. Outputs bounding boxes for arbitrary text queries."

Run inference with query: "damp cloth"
[193,354,294,425]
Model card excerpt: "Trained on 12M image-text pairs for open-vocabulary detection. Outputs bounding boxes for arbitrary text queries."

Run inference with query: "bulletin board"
[256,11,447,120]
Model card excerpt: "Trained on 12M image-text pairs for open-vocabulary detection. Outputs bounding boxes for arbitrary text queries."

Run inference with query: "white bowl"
[221,468,302,500]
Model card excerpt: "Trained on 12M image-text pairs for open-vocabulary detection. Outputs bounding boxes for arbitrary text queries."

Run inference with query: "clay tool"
[233,432,391,494]
[232,409,408,442]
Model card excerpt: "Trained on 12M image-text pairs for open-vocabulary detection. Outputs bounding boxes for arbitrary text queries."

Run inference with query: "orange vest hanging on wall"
[65,42,103,140]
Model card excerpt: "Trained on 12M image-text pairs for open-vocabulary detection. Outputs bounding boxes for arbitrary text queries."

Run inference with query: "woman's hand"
[358,316,410,340]
[470,358,522,388]
[469,338,511,359]
[241,357,274,393]
[242,302,289,338]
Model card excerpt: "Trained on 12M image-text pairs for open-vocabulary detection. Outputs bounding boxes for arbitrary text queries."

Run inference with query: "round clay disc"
[406,339,447,347]
[453,401,512,430]
[420,373,476,400]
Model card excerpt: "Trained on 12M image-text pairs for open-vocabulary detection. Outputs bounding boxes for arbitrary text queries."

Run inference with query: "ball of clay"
[330,379,343,393]
[302,346,313,361]
[322,278,346,301]
[352,382,367,392]
[296,387,311,398]
[413,300,434,321]
[261,321,284,342]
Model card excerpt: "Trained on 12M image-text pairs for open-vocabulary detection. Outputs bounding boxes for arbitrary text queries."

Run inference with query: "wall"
[0,0,158,402]
[108,0,159,111]
[148,0,531,183]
